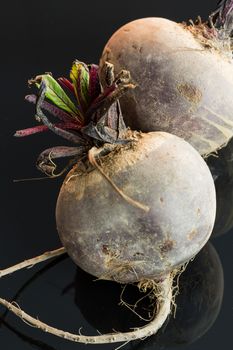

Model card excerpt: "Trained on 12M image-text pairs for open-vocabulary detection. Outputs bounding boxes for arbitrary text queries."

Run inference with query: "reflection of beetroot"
[135,242,224,348]
[99,17,233,157]
[74,267,148,333]
[73,242,223,346]
[207,137,233,236]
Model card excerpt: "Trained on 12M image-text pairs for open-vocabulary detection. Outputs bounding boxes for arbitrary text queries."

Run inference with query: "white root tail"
[0,276,172,344]
[0,248,172,344]
[0,247,67,278]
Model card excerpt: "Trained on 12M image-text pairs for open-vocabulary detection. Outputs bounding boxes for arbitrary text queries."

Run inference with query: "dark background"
[1,1,233,349]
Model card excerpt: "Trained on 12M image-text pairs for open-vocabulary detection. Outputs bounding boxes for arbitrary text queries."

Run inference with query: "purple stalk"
[25,94,77,123]
[14,122,81,137]
[88,64,101,102]
[58,78,75,94]
[217,0,233,26]
[85,84,116,121]
[210,0,233,35]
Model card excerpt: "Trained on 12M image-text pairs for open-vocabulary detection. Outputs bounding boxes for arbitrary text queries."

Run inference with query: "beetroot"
[99,5,233,157]
[56,131,216,284]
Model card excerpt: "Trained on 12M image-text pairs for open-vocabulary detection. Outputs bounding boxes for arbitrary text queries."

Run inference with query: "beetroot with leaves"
[15,60,216,284]
[12,57,216,344]
[7,2,227,346]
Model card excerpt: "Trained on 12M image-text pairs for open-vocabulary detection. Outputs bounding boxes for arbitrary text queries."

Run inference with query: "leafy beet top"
[15,61,135,177]
[15,1,232,177]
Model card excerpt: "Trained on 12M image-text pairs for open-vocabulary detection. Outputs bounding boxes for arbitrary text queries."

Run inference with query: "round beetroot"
[56,131,216,283]
[99,17,233,156]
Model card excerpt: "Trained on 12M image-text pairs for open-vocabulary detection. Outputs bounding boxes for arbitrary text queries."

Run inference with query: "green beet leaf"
[41,74,82,121]
[70,60,90,113]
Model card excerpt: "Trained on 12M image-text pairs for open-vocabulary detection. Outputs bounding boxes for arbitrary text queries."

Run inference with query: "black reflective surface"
[1,1,233,349]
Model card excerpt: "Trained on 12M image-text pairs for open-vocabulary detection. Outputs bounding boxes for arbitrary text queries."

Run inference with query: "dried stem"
[0,274,172,344]
[36,146,87,177]
[209,0,233,37]
[0,247,66,278]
